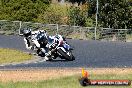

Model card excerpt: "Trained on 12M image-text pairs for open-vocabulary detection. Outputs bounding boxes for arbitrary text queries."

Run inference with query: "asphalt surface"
[0,34,132,69]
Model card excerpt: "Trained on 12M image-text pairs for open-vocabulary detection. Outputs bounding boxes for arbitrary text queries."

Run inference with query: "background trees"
[68,6,86,26]
[0,0,50,21]
[0,0,131,29]
[87,0,132,29]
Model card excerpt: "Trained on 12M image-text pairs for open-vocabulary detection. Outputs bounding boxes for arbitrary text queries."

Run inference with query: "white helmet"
[23,28,31,37]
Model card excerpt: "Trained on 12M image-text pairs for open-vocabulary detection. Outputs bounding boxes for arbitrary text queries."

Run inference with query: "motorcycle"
[28,32,75,61]
[47,35,75,61]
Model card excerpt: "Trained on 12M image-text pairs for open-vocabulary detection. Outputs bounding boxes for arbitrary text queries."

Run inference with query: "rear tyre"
[57,48,75,61]
[36,49,45,57]
[48,55,57,61]
[48,57,53,61]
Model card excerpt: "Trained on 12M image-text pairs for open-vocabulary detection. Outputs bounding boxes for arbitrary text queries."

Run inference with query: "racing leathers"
[24,30,48,56]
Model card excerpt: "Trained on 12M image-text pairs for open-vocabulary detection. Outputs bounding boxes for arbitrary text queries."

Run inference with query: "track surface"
[0,35,132,68]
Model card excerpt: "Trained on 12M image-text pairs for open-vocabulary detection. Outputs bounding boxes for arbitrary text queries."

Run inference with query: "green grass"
[0,48,32,64]
[126,34,132,42]
[0,74,131,88]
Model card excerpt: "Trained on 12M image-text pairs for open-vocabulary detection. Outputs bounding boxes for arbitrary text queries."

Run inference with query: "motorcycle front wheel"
[57,48,75,61]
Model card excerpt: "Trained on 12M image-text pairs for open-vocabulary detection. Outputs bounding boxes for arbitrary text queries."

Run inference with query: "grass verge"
[0,74,131,88]
[0,68,131,88]
[0,48,32,64]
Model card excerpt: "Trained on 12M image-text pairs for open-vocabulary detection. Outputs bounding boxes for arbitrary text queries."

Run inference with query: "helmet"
[36,32,48,44]
[23,28,31,37]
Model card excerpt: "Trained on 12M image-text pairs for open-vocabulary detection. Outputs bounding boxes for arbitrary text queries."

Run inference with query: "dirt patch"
[0,68,132,82]
[0,68,79,82]
[87,68,132,75]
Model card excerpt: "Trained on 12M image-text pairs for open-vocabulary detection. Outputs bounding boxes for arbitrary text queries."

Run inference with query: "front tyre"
[58,48,75,61]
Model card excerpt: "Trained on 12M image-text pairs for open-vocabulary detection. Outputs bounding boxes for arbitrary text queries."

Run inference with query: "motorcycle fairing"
[63,43,71,50]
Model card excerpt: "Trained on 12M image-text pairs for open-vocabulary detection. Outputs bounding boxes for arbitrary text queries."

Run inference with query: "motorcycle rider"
[23,28,50,60]
[49,34,66,47]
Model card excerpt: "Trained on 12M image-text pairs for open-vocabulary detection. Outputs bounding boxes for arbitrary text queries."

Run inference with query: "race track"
[0,34,132,69]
